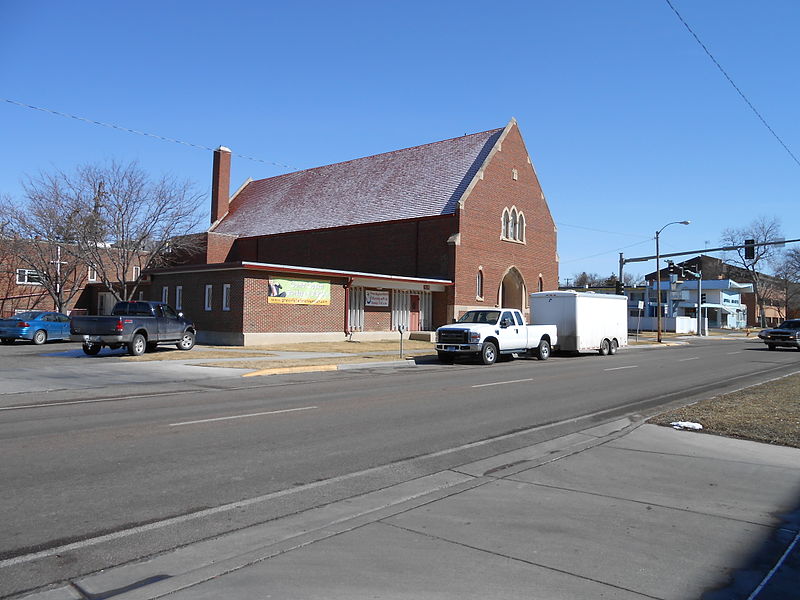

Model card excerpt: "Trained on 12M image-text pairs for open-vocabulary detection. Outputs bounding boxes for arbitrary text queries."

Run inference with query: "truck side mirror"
[500,318,510,328]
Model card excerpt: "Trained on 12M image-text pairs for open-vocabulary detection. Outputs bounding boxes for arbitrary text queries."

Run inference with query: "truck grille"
[438,329,469,344]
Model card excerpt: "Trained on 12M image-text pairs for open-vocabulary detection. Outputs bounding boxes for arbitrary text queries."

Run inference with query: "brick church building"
[148,118,558,344]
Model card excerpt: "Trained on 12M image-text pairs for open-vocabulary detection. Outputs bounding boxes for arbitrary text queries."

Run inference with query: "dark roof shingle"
[211,127,503,237]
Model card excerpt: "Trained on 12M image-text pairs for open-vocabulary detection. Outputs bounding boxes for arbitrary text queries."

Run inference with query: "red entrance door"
[409,295,420,331]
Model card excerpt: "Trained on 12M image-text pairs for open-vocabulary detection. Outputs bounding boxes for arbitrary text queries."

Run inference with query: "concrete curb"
[241,358,419,377]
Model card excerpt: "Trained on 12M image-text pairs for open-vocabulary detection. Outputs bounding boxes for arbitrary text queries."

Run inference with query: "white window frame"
[204,284,213,311]
[133,265,141,280]
[222,283,231,311]
[162,286,169,304]
[88,267,97,282]
[16,268,43,285]
[476,268,484,300]
[175,286,183,311]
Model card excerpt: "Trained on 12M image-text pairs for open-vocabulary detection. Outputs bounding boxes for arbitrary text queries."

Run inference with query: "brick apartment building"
[148,119,559,345]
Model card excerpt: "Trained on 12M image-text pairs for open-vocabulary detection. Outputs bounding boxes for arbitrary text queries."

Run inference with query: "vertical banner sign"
[268,278,330,305]
[365,290,390,307]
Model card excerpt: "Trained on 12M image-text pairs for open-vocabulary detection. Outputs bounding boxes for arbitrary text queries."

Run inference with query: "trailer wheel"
[609,339,619,355]
[536,339,551,361]
[599,339,610,356]
[481,342,498,365]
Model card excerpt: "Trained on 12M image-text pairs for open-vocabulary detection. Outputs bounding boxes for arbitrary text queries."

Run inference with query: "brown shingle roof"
[211,127,503,237]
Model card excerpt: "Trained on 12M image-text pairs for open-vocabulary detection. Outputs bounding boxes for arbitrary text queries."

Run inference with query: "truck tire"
[599,339,610,356]
[33,329,47,345]
[82,343,101,356]
[481,342,498,365]
[536,339,551,361]
[128,333,146,356]
[437,351,455,364]
[176,330,196,351]
[609,339,619,355]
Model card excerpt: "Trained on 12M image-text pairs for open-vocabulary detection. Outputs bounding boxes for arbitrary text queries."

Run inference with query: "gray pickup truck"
[70,301,197,356]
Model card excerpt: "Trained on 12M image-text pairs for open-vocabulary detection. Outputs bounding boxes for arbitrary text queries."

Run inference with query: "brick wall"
[454,123,558,314]
[243,272,346,333]
[235,216,457,280]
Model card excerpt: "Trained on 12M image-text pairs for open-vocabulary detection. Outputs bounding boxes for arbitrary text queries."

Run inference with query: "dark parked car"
[70,301,196,356]
[757,319,800,350]
[0,311,72,345]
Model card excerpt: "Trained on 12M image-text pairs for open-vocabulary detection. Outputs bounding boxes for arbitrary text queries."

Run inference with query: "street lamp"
[656,220,690,343]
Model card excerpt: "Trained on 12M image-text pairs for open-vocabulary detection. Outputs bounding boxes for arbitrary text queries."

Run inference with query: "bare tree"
[0,191,88,313]
[720,216,783,327]
[772,247,800,319]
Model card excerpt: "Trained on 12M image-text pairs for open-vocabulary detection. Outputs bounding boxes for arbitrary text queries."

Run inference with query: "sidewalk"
[24,420,800,600]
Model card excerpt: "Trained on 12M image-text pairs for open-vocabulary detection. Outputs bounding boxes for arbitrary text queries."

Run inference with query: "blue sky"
[1,0,797,282]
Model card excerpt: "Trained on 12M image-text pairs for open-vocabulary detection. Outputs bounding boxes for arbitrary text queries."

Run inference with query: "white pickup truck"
[435,308,557,365]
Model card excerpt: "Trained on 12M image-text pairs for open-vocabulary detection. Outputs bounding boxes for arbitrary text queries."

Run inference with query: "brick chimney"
[211,146,231,225]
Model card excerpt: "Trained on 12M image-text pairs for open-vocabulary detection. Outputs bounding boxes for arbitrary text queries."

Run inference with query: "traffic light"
[701,293,706,304]
[744,239,755,260]
[615,281,624,295]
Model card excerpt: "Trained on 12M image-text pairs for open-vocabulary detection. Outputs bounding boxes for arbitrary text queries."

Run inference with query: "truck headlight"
[469,331,481,343]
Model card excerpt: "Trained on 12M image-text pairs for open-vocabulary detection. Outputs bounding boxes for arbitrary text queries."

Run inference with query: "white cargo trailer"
[529,291,628,355]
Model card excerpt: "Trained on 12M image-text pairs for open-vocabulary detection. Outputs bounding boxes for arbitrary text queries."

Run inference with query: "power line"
[664,0,800,168]
[1,98,296,171]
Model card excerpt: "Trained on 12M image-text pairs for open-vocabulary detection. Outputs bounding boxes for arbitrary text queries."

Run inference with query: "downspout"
[343,278,353,337]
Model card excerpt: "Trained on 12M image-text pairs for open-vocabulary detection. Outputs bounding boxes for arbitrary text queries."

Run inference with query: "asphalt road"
[1,337,798,597]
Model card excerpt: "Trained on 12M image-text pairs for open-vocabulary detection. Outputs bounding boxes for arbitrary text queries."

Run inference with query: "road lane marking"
[168,406,317,427]
[472,378,534,388]
[727,351,742,355]
[678,357,700,362]
[603,365,639,371]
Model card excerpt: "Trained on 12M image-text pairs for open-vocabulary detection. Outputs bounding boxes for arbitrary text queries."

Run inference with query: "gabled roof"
[210,126,505,238]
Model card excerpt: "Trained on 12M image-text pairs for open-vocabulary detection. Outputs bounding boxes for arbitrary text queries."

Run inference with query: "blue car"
[0,311,72,345]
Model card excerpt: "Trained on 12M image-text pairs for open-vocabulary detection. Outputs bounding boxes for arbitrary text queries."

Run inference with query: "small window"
[16,269,43,285]
[476,269,484,300]
[88,267,97,282]
[175,286,183,311]
[204,284,213,311]
[133,266,141,280]
[512,168,518,180]
[161,286,169,304]
[518,214,526,242]
[223,283,231,311]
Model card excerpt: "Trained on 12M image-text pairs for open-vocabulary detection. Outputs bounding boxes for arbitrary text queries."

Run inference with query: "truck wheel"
[176,330,196,351]
[536,339,551,361]
[481,342,498,365]
[609,339,619,355]
[128,333,146,356]
[33,330,47,345]
[599,339,610,356]
[437,351,455,364]
[82,343,101,356]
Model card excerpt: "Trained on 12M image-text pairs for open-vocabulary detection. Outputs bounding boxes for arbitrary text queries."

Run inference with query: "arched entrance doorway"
[499,267,526,310]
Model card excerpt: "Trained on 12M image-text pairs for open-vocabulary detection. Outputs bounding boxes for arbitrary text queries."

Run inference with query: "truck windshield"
[777,320,800,330]
[457,310,501,324]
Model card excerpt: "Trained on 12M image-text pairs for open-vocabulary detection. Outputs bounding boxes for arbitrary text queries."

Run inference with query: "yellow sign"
[268,277,330,305]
